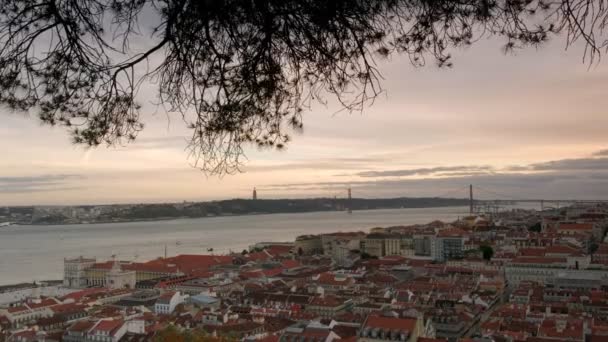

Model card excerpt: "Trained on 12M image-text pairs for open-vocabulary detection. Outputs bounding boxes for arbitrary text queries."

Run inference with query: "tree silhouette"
[0,0,605,173]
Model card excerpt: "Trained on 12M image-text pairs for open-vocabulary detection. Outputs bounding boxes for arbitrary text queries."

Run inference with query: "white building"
[106,261,136,290]
[0,297,60,327]
[505,256,608,288]
[431,229,468,262]
[154,291,186,315]
[64,257,97,288]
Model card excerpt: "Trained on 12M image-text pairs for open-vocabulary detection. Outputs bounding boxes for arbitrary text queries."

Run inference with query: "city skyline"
[2,38,608,205]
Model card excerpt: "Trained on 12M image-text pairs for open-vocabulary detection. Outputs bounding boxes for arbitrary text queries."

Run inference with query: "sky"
[2,34,608,205]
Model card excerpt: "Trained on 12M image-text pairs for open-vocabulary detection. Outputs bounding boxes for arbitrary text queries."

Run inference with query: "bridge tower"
[347,187,352,214]
[469,184,474,215]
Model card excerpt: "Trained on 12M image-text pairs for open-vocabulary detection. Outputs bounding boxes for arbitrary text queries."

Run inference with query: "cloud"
[263,171,608,200]
[244,155,398,173]
[527,157,608,171]
[355,165,494,178]
[593,149,608,156]
[116,136,187,151]
[0,174,83,193]
[261,153,608,200]
[354,152,608,179]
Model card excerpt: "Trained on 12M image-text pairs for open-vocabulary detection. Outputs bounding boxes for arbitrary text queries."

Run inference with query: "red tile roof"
[546,245,583,255]
[50,303,87,314]
[511,257,567,264]
[281,259,300,269]
[92,319,123,332]
[539,319,583,340]
[61,288,108,301]
[437,228,468,238]
[68,320,96,332]
[364,315,417,331]
[265,245,294,256]
[309,295,345,307]
[559,223,594,231]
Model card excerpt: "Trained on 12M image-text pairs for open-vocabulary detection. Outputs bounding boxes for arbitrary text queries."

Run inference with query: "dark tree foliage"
[528,221,542,232]
[0,0,605,173]
[480,244,494,260]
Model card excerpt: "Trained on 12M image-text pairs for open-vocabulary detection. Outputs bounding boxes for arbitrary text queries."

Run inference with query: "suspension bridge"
[286,184,608,217]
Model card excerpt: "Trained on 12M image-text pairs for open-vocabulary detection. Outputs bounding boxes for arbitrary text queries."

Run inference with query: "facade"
[154,291,185,315]
[85,263,179,287]
[305,296,353,318]
[329,238,361,266]
[385,236,401,256]
[294,235,323,255]
[414,234,432,256]
[0,298,60,328]
[321,232,366,256]
[63,319,126,342]
[359,316,422,342]
[362,235,385,257]
[105,261,136,290]
[505,257,608,287]
[64,257,97,288]
[431,229,467,261]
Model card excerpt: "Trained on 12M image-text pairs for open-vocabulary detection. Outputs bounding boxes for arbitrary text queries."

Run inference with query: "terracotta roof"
[364,315,417,331]
[91,319,124,334]
[60,288,107,301]
[91,254,234,275]
[67,320,96,332]
[265,245,294,256]
[158,291,177,300]
[520,248,546,257]
[51,303,87,314]
[281,259,300,269]
[257,335,280,342]
[539,319,583,340]
[546,245,583,255]
[437,228,468,238]
[559,223,594,230]
[309,295,345,307]
[315,272,355,286]
[511,257,567,264]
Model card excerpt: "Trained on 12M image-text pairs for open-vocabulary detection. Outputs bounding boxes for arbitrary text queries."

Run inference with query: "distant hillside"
[8,197,469,225]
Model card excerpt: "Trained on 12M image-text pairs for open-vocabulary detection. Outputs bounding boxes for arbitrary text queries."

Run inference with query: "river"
[0,205,531,285]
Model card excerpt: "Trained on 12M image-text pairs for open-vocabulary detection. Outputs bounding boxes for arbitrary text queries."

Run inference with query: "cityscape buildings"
[2,203,608,342]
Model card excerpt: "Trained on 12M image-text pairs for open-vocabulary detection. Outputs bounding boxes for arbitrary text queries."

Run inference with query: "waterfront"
[0,206,476,285]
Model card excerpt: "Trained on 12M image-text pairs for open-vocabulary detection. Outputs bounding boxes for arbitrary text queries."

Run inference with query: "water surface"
[0,206,478,285]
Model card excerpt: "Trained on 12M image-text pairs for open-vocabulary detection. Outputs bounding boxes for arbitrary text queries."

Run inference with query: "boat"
[0,222,11,227]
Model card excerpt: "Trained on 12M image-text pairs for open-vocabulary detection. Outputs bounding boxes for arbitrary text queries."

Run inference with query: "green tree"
[480,245,494,260]
[528,222,542,232]
[590,243,600,254]
[360,252,378,260]
[0,1,603,173]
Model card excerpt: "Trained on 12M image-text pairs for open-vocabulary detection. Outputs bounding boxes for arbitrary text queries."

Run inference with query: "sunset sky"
[2,36,608,206]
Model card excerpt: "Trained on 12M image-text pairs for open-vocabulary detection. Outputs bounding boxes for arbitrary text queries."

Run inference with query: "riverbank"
[20,200,470,226]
